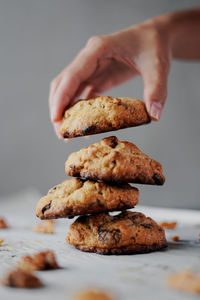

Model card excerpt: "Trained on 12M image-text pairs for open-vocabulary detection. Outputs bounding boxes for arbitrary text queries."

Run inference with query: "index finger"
[50,36,110,122]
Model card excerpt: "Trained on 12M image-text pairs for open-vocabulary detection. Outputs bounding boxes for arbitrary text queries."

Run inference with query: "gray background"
[0,0,199,209]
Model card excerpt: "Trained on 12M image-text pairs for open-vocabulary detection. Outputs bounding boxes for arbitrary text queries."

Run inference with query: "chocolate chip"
[140,223,153,229]
[108,136,118,148]
[82,125,97,135]
[42,203,51,214]
[98,229,121,244]
[152,174,164,185]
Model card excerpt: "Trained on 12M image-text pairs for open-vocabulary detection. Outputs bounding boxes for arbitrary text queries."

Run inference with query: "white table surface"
[0,190,200,300]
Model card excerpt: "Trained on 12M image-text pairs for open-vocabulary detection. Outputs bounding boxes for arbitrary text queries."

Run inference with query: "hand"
[49,17,171,137]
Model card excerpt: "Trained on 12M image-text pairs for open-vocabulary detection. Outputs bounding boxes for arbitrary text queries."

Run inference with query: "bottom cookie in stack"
[66,211,167,255]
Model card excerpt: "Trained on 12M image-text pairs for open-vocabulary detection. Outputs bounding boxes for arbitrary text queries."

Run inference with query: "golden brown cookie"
[66,211,167,255]
[60,96,150,138]
[65,136,165,185]
[16,250,59,271]
[36,178,139,219]
[2,269,43,288]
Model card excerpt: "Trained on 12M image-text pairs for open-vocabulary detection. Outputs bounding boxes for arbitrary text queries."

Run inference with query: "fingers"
[88,59,138,93]
[53,121,62,139]
[49,36,111,123]
[141,55,170,121]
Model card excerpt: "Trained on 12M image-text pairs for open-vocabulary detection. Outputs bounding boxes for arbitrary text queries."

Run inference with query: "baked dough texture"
[66,211,167,254]
[36,178,139,219]
[65,136,165,185]
[60,96,150,138]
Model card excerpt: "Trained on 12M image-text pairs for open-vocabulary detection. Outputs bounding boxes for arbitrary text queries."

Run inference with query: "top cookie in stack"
[59,96,150,138]
[36,96,167,255]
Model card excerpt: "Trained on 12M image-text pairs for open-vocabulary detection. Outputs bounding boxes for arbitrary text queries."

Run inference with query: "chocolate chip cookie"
[66,211,167,255]
[60,96,150,138]
[36,178,139,219]
[65,136,165,185]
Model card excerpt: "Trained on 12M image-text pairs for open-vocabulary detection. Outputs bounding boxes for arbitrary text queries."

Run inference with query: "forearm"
[154,7,200,60]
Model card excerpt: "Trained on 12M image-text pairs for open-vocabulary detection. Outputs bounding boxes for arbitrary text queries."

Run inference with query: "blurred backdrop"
[0,0,200,208]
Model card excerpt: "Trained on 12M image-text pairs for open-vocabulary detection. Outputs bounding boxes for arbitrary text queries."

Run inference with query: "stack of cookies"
[36,96,167,255]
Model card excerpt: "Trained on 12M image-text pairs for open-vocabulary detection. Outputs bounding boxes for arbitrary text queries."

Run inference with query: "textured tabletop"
[0,190,200,300]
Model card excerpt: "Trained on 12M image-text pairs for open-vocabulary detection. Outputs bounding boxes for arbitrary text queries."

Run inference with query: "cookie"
[65,136,165,185]
[60,96,150,138]
[66,211,167,255]
[16,250,59,271]
[2,269,43,288]
[36,178,139,219]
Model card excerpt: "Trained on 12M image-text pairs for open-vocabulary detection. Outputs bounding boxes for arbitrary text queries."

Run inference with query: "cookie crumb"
[16,250,59,271]
[167,270,200,294]
[0,218,9,229]
[159,221,177,230]
[0,239,4,244]
[2,269,43,289]
[72,288,113,300]
[170,235,180,242]
[33,220,54,234]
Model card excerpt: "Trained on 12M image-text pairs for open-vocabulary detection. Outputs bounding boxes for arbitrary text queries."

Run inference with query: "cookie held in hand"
[60,96,150,138]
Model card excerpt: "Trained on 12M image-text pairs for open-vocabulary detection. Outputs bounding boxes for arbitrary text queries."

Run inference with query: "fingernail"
[51,105,57,122]
[150,102,162,121]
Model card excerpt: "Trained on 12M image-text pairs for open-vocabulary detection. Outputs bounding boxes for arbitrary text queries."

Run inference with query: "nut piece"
[170,235,180,242]
[32,220,54,234]
[72,288,113,300]
[0,218,9,229]
[2,269,43,289]
[159,221,177,230]
[167,270,200,294]
[16,250,59,271]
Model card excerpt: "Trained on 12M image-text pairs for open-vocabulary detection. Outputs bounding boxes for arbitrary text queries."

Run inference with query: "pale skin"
[49,8,200,137]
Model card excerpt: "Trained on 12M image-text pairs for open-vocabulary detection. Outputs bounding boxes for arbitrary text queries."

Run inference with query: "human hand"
[49,16,171,137]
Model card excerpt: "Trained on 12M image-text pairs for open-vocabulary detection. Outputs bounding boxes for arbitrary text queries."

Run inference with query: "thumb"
[142,58,169,121]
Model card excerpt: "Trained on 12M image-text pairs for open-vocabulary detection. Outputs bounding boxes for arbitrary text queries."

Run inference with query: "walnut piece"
[170,235,180,242]
[16,250,59,271]
[2,269,43,289]
[0,218,9,229]
[72,288,113,300]
[167,270,200,294]
[32,220,54,234]
[159,221,177,230]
